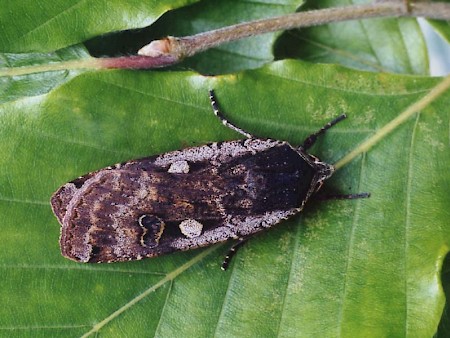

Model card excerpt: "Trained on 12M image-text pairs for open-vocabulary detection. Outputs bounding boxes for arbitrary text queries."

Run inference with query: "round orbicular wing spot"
[179,219,203,238]
[168,160,190,173]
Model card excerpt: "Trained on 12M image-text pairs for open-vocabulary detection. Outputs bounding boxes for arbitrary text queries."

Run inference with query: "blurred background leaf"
[274,0,428,74]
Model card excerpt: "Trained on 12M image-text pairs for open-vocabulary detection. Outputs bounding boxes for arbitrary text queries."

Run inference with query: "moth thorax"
[313,160,335,192]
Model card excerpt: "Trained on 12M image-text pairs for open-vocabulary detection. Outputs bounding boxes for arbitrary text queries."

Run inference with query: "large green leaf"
[0,0,200,53]
[1,60,449,337]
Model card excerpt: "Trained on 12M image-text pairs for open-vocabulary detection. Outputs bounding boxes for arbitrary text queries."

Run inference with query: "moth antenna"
[209,90,253,139]
[300,114,347,151]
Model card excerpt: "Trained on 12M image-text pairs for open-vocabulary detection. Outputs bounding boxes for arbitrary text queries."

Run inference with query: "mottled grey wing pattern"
[52,139,316,263]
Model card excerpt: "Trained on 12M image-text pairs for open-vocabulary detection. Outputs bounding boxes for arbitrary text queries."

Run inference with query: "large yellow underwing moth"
[51,90,368,270]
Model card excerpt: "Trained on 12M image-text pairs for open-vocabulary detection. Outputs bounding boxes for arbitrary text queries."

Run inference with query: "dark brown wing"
[52,139,316,263]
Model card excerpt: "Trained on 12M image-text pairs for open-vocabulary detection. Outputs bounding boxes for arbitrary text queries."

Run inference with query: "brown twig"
[131,1,450,69]
[1,1,449,75]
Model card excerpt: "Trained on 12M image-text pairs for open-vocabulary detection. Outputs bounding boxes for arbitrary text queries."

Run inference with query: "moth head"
[309,155,335,193]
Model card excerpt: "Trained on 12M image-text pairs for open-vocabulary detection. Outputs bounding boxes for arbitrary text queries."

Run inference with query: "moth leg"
[300,114,347,151]
[221,237,249,271]
[314,192,371,200]
[209,90,253,139]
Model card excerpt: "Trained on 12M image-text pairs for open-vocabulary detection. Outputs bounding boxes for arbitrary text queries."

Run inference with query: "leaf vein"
[80,246,219,337]
[17,0,87,41]
[0,196,48,206]
[293,34,390,72]
[0,324,90,331]
[260,68,433,97]
[213,251,237,338]
[404,112,421,336]
[241,0,294,6]
[153,280,174,337]
[337,151,367,336]
[276,223,301,336]
[90,78,209,111]
[0,264,166,275]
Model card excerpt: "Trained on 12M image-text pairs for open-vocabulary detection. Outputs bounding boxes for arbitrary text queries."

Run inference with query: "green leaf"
[426,0,450,43]
[0,45,90,104]
[428,20,450,44]
[1,60,449,337]
[0,0,200,53]
[274,0,429,75]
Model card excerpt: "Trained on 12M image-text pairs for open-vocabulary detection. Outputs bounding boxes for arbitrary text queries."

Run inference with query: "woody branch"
[102,1,450,69]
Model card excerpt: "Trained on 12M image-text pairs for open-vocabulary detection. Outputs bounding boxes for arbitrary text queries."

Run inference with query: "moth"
[51,90,367,269]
